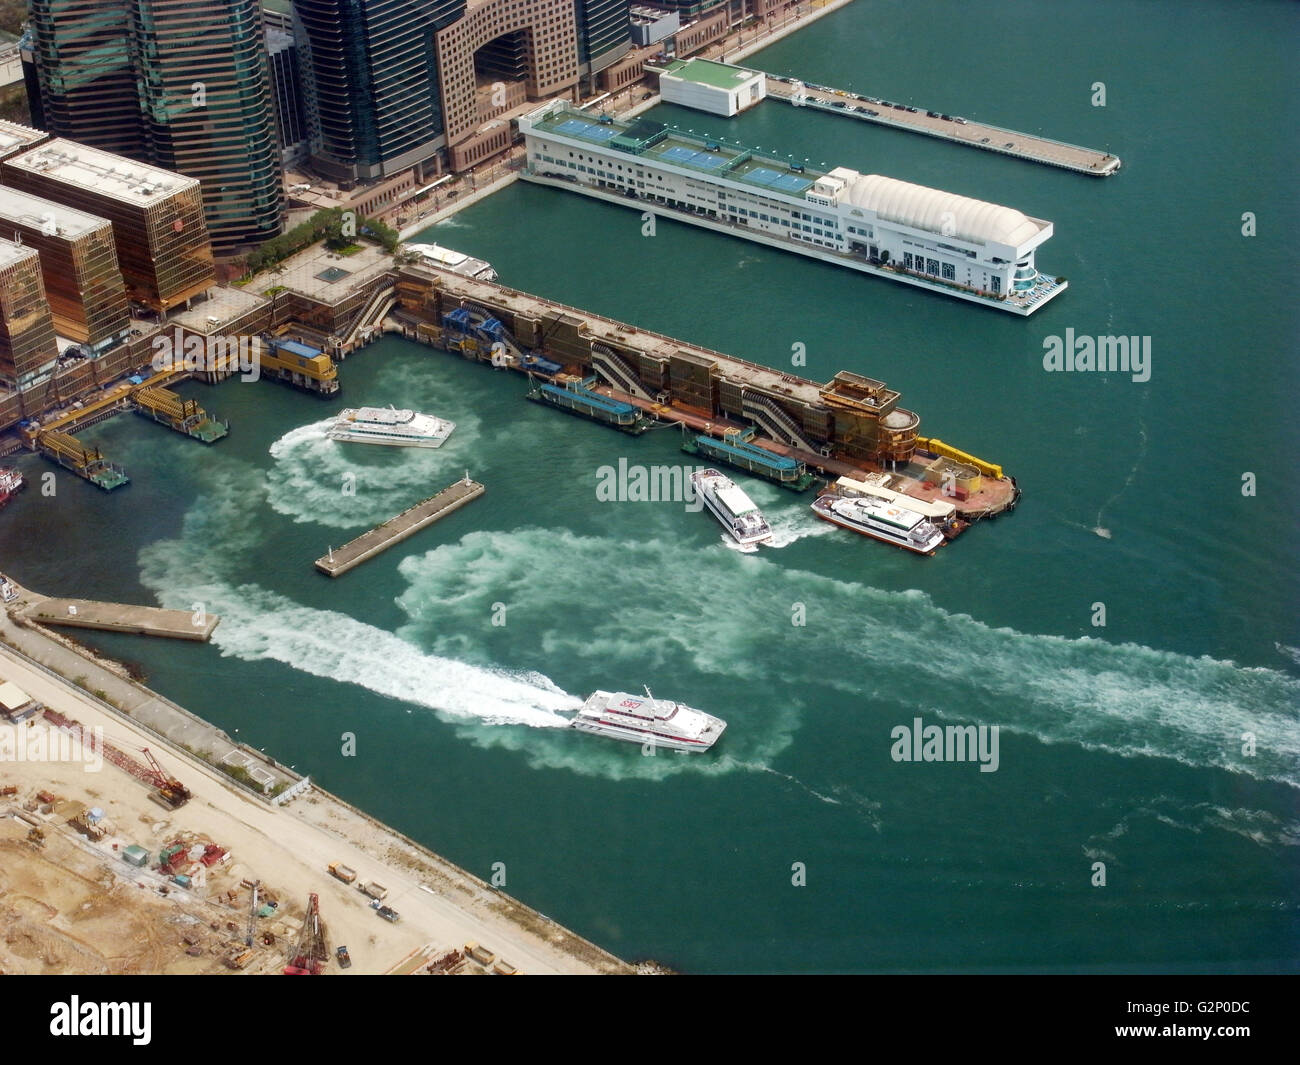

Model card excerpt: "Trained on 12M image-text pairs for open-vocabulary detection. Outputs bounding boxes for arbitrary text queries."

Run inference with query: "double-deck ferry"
[811,493,945,555]
[690,468,772,546]
[327,407,455,448]
[571,689,727,752]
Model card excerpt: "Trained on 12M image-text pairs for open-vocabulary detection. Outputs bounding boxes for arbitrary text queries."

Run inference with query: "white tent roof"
[845,174,1043,247]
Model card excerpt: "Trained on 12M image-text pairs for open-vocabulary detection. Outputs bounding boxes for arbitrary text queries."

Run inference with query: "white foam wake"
[138,465,576,730]
[266,409,478,529]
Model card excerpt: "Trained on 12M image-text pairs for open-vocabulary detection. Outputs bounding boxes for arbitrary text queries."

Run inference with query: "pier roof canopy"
[845,174,1042,247]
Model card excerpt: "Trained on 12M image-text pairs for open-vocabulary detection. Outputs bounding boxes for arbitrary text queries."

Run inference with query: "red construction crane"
[140,747,191,808]
[284,893,330,975]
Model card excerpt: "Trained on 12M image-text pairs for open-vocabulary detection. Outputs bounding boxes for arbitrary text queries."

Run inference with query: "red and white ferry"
[571,688,726,752]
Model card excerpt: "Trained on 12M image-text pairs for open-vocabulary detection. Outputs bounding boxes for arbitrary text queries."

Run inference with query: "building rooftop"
[0,235,39,270]
[5,139,198,206]
[0,119,48,159]
[528,105,819,196]
[841,173,1045,246]
[169,286,270,334]
[0,186,111,240]
[661,58,761,91]
[244,241,396,303]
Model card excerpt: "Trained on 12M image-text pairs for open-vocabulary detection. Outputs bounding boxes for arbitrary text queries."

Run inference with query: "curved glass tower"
[25,0,284,255]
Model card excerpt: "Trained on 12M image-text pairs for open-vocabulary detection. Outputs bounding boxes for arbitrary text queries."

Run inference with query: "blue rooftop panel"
[269,339,320,359]
[541,384,635,416]
[699,436,799,471]
[554,118,619,141]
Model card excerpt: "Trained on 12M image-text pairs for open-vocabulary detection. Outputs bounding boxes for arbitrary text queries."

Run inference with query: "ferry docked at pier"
[811,493,946,555]
[327,407,455,448]
[571,689,727,752]
[690,468,772,546]
[0,467,24,509]
[402,243,497,282]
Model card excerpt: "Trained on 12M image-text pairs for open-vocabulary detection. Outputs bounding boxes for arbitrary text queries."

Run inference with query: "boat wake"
[139,449,1300,790]
[1093,403,1150,536]
[266,408,478,530]
[397,528,1300,789]
[138,465,576,731]
[1275,643,1300,668]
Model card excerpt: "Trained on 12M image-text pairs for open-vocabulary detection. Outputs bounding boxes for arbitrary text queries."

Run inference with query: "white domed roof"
[845,174,1041,247]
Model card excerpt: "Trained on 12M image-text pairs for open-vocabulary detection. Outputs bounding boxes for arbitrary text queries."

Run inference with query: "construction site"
[0,622,631,976]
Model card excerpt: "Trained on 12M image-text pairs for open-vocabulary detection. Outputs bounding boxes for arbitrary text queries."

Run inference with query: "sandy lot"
[0,644,629,976]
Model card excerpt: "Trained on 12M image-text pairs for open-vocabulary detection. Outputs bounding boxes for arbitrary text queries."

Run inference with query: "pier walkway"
[765,77,1120,176]
[24,597,220,641]
[315,476,486,577]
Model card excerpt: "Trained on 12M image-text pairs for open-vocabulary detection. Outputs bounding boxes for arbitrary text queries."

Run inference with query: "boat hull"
[325,428,453,448]
[571,690,727,752]
[569,717,725,753]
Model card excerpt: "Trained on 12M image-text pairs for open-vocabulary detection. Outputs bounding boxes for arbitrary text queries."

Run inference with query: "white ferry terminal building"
[519,101,1065,315]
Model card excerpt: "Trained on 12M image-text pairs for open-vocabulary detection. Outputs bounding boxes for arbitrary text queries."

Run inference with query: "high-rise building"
[2,140,215,313]
[574,0,633,81]
[23,1,284,254]
[0,187,131,349]
[293,0,467,184]
[434,0,580,168]
[0,239,60,393]
[266,23,309,167]
[131,2,284,251]
[22,2,140,152]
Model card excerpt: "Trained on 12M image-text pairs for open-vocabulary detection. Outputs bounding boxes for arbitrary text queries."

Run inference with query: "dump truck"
[356,880,387,901]
[328,861,357,884]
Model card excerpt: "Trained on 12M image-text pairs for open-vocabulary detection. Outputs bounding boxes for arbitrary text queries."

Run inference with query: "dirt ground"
[0,645,630,976]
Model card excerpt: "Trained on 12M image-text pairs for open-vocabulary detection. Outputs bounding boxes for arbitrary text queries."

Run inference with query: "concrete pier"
[315,477,486,577]
[24,598,220,640]
[766,77,1120,176]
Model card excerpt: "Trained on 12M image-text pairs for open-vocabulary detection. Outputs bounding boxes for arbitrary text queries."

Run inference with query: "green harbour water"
[2,0,1296,972]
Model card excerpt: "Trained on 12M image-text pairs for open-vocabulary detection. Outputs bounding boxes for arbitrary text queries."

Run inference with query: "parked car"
[336,945,352,968]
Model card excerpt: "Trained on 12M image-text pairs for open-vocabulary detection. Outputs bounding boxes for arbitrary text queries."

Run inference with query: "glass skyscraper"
[574,0,632,77]
[293,0,467,183]
[24,0,284,254]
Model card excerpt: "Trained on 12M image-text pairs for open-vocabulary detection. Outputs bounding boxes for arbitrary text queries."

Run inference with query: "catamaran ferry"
[690,468,772,546]
[571,689,727,752]
[811,493,946,555]
[402,243,497,282]
[327,406,455,448]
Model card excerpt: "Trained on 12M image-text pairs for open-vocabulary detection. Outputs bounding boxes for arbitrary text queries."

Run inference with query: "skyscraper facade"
[24,1,284,254]
[574,0,632,80]
[293,0,467,184]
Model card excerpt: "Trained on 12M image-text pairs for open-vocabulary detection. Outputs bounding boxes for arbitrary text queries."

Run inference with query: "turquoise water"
[2,0,1296,971]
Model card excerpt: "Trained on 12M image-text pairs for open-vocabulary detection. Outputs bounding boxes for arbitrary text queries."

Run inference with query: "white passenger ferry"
[327,407,455,448]
[571,689,727,752]
[811,493,945,555]
[690,468,772,546]
[402,243,497,281]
